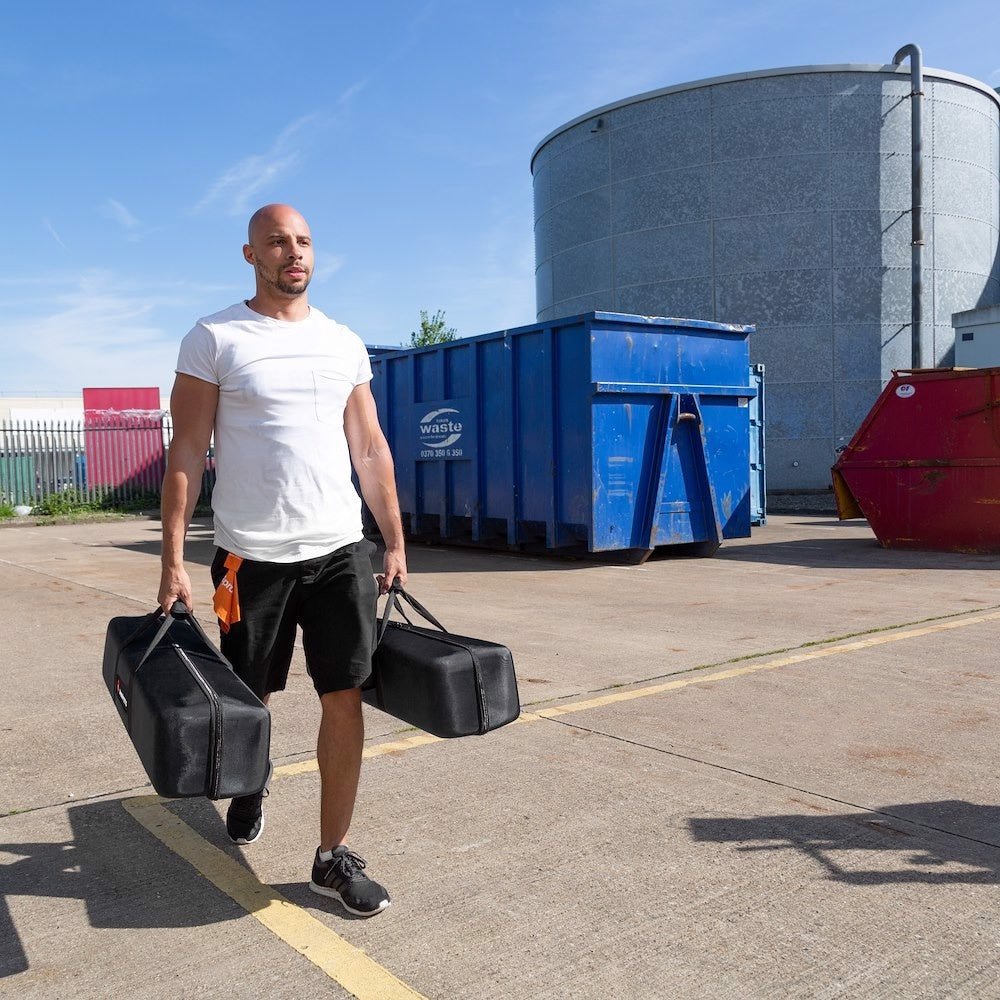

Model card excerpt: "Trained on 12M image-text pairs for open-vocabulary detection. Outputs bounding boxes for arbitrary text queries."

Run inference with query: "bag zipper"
[382,623,490,734]
[174,643,224,797]
[118,611,177,731]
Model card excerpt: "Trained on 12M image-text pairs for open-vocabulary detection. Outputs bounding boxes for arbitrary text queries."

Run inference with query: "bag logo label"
[418,407,464,456]
[895,384,915,398]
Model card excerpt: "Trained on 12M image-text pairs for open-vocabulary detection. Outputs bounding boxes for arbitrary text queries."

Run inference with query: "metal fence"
[0,415,214,508]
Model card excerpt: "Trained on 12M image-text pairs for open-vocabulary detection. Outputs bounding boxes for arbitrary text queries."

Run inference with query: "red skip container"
[832,368,1000,553]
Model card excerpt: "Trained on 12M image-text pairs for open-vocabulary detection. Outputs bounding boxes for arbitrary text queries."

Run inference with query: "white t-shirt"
[175,301,373,563]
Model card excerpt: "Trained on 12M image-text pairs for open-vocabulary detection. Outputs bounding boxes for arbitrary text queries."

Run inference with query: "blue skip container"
[370,312,756,561]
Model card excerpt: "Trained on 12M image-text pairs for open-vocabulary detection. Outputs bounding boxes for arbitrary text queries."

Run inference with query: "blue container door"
[702,394,752,539]
[749,364,766,526]
[590,390,735,551]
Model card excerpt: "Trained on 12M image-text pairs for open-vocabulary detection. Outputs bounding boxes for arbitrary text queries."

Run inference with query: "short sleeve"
[176,323,220,386]
[355,341,373,386]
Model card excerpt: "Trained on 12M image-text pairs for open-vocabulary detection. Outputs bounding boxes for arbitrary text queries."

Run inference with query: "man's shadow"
[689,800,1000,886]
[0,797,248,979]
[1,792,369,979]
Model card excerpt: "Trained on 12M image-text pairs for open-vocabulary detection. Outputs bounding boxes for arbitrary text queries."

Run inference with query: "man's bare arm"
[159,374,219,612]
[344,381,407,593]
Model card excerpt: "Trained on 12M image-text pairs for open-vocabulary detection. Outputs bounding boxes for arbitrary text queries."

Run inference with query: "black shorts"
[210,539,379,699]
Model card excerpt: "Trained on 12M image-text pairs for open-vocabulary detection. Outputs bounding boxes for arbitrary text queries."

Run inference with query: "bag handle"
[134,601,218,671]
[376,583,447,646]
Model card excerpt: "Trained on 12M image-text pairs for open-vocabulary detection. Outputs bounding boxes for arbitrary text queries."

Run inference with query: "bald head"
[247,203,309,245]
[243,204,315,311]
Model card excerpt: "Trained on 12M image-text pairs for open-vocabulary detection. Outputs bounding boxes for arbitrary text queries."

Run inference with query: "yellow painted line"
[275,732,444,780]
[529,609,1000,719]
[122,796,427,1000]
[281,608,1000,768]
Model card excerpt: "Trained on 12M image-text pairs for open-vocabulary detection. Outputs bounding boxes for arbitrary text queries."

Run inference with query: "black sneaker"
[226,763,272,845]
[309,846,391,917]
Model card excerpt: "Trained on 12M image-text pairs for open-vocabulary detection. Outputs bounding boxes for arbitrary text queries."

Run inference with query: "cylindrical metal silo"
[531,64,1000,489]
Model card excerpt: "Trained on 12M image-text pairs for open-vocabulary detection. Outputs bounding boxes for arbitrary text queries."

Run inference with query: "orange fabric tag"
[212,553,243,634]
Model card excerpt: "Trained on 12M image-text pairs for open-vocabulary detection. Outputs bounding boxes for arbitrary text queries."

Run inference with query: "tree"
[409,309,457,347]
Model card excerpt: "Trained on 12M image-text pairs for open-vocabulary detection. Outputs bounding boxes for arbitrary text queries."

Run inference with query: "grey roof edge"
[953,303,1000,323]
[530,63,1000,172]
[365,313,754,357]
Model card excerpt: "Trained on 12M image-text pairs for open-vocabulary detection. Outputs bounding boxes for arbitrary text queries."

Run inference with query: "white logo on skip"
[419,408,463,449]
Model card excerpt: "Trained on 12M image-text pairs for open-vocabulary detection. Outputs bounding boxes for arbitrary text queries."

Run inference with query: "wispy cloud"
[194,112,330,217]
[1,270,240,393]
[191,67,368,220]
[337,79,367,108]
[313,254,347,283]
[43,218,67,249]
[4,274,171,392]
[989,67,1000,85]
[104,197,140,231]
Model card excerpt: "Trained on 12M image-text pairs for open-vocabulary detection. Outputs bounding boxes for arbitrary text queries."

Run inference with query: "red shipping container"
[83,387,166,492]
[832,368,1000,552]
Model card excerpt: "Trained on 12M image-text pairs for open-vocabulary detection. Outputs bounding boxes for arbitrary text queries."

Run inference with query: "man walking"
[158,203,406,917]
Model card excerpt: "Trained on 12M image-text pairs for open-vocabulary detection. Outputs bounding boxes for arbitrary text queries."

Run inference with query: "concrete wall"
[532,66,1000,489]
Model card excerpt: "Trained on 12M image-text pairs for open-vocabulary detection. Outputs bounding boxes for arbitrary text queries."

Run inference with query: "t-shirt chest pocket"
[313,368,353,424]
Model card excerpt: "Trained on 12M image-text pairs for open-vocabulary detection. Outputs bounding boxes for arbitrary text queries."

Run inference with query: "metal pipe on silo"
[891,43,924,369]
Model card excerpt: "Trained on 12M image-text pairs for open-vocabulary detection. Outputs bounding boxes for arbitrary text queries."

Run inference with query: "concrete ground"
[2,514,1000,998]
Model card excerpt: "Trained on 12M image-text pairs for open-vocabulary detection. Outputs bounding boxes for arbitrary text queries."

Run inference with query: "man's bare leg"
[317,687,364,851]
[310,686,389,915]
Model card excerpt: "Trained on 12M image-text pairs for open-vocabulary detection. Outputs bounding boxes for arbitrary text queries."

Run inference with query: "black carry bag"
[102,602,271,799]
[362,584,520,738]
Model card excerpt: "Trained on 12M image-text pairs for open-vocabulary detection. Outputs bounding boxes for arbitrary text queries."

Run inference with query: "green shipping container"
[0,455,36,505]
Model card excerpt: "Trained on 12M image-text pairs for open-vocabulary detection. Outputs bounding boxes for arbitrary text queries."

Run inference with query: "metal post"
[891,43,924,369]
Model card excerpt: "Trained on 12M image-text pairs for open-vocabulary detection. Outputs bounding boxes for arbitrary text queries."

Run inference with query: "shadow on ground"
[0,796,289,979]
[111,523,632,575]
[105,516,1000,575]
[717,533,1000,572]
[689,800,1000,886]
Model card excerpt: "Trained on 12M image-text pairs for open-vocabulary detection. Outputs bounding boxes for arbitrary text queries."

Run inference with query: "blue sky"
[3,0,998,395]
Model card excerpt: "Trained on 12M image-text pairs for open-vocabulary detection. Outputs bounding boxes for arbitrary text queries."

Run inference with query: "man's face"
[244,211,314,297]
